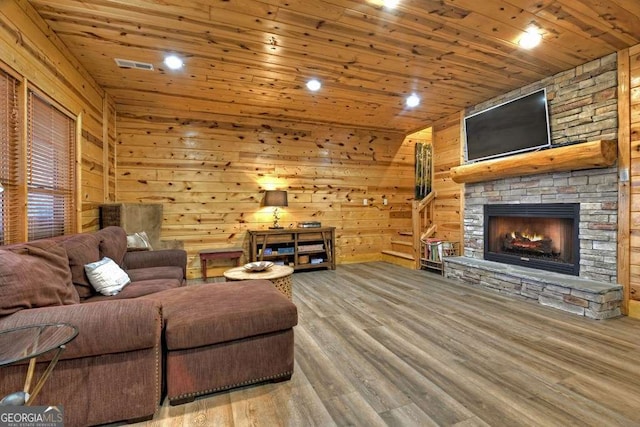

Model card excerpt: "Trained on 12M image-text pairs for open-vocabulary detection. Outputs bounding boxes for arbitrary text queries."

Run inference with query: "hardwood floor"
[135,262,640,426]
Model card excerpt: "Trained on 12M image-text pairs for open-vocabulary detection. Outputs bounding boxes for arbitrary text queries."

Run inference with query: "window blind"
[27,92,76,240]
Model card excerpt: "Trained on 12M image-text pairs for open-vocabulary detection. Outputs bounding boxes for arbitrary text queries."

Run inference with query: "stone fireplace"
[462,167,618,283]
[484,203,580,276]
[444,166,622,319]
[442,53,623,319]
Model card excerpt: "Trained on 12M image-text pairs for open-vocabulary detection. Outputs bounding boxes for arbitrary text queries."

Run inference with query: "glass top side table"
[0,323,78,406]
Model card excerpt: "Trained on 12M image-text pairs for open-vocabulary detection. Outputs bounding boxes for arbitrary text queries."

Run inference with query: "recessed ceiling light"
[406,93,420,108]
[519,27,542,49]
[384,0,400,8]
[306,79,321,91]
[164,55,184,70]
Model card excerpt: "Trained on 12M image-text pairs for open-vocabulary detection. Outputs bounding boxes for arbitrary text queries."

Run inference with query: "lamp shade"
[264,190,288,207]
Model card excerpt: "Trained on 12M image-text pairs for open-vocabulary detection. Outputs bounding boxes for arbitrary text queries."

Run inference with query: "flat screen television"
[464,89,551,163]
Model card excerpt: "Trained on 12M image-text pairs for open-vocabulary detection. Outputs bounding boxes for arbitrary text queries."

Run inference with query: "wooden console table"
[249,227,336,271]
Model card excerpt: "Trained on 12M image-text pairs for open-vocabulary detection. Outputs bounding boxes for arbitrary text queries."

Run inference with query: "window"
[0,67,77,244]
[27,92,76,240]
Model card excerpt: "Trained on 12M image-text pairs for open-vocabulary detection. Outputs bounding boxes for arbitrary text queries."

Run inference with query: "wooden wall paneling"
[80,123,107,230]
[115,114,412,279]
[618,49,632,315]
[431,112,464,246]
[0,1,110,234]
[103,96,110,203]
[1,2,103,114]
[107,100,117,202]
[627,43,640,316]
[102,94,118,205]
[80,95,116,230]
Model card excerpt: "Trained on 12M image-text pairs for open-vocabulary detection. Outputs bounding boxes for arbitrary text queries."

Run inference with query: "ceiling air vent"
[114,58,154,71]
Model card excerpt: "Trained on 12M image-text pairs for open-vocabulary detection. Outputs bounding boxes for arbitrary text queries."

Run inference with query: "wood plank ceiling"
[28,0,640,132]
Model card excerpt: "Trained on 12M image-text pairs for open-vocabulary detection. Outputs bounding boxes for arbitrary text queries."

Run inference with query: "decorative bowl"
[243,261,274,272]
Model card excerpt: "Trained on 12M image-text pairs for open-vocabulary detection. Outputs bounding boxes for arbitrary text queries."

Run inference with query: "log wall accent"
[115,111,413,279]
[450,140,618,184]
[0,1,113,231]
[431,112,464,245]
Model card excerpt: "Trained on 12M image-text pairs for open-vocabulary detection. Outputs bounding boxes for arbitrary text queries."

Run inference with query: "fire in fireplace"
[503,230,554,257]
[484,203,580,275]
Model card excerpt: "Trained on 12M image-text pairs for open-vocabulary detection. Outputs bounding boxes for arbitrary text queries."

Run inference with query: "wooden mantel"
[450,140,617,184]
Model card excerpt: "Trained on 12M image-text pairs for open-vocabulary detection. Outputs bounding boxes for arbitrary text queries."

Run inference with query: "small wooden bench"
[199,247,244,280]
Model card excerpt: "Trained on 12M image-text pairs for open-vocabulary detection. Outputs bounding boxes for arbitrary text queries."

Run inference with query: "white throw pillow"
[126,231,153,250]
[84,257,131,296]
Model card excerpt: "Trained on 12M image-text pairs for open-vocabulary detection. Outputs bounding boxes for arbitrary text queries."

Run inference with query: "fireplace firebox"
[484,203,580,276]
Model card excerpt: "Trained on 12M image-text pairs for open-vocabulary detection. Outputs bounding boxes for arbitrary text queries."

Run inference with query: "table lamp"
[264,190,288,229]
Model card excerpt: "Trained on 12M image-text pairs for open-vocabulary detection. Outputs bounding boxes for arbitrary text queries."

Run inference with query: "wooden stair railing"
[412,191,437,268]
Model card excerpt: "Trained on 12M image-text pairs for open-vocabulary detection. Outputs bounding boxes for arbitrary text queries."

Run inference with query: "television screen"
[464,89,551,162]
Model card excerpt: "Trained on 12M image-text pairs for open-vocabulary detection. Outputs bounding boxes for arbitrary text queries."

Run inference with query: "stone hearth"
[445,257,622,319]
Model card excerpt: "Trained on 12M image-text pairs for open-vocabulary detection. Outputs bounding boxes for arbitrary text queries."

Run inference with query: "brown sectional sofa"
[0,226,298,427]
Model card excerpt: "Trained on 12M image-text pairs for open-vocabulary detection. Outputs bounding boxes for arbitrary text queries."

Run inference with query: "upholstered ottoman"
[143,280,297,404]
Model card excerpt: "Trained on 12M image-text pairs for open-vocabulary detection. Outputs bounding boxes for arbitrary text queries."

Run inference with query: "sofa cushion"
[124,249,187,285]
[59,233,100,298]
[142,280,298,350]
[84,278,182,302]
[0,298,161,361]
[126,266,184,283]
[95,226,127,266]
[85,257,131,296]
[0,240,79,316]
